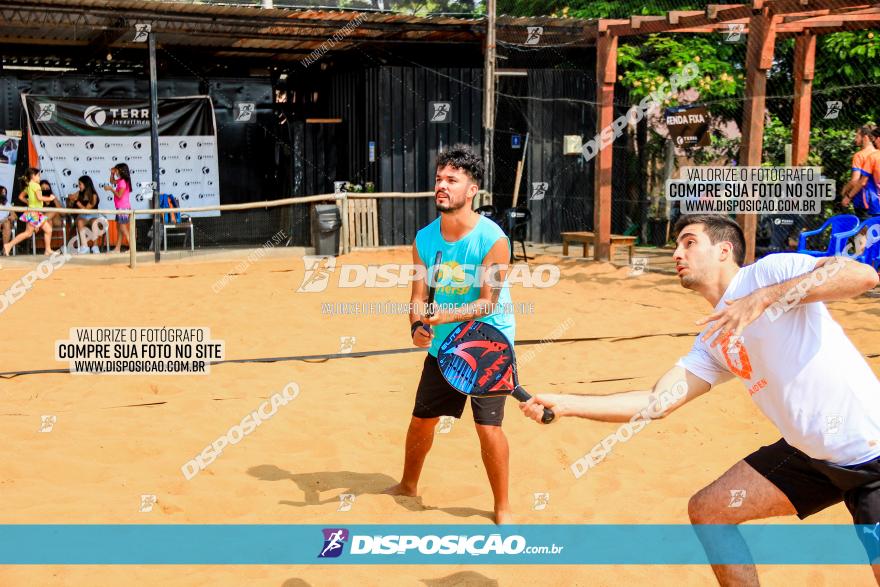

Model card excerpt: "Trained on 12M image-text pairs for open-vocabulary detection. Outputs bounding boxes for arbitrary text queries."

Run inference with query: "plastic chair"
[159,194,193,251]
[30,221,67,254]
[839,216,880,269]
[475,204,497,219]
[503,207,532,262]
[796,214,860,257]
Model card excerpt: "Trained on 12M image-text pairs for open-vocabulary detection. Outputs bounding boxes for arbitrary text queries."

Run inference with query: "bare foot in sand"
[382,482,418,497]
[494,509,514,525]
[2,243,10,256]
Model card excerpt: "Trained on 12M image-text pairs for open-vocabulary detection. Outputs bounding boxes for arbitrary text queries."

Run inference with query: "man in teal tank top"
[383,144,516,524]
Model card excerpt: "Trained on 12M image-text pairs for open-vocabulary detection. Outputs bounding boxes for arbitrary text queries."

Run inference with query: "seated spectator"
[69,176,103,254]
[0,186,17,250]
[38,180,64,229]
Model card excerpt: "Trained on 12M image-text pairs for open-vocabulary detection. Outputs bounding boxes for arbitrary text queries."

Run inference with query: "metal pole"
[482,0,496,195]
[148,32,161,262]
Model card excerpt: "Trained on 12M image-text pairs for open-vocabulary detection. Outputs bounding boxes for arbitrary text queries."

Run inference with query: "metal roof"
[0,0,594,64]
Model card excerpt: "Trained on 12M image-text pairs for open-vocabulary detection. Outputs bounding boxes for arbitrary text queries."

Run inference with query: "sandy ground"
[1,247,879,586]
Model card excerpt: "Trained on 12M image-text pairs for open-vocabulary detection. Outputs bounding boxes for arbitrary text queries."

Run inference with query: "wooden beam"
[670,20,750,33]
[792,32,816,167]
[609,6,753,35]
[668,10,704,24]
[780,22,880,34]
[707,5,743,19]
[608,0,871,36]
[783,10,880,24]
[597,19,628,34]
[767,0,871,14]
[781,14,880,32]
[593,33,617,262]
[631,16,666,29]
[739,8,777,264]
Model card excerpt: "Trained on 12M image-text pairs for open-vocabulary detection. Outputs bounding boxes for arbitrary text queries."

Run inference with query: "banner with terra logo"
[21,95,220,217]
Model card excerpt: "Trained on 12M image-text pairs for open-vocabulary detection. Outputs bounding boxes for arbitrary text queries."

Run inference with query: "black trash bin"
[311,204,342,256]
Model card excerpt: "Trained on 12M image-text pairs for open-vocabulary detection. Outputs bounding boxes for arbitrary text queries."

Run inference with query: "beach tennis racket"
[421,251,443,335]
[437,320,555,424]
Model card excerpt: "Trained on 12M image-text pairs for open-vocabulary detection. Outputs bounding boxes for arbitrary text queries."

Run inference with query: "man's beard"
[435,194,467,213]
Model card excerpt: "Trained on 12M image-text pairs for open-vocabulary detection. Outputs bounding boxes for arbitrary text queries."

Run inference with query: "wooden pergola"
[586,0,880,263]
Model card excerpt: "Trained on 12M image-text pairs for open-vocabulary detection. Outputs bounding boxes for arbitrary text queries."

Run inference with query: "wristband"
[411,320,424,337]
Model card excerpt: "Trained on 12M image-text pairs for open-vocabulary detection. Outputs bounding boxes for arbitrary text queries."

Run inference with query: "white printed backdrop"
[23,96,220,217]
[0,133,18,203]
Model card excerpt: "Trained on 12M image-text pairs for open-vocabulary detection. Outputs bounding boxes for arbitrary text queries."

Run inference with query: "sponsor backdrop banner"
[22,96,220,217]
[0,133,18,203]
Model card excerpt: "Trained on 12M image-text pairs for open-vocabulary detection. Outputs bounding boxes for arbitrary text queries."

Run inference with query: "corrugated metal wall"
[524,69,595,243]
[324,66,484,246]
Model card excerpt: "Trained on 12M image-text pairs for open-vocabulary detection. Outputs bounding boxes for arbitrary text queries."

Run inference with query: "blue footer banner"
[0,524,877,564]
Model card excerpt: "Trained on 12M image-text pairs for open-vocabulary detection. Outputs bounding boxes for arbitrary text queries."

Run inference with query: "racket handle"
[411,320,432,337]
[511,386,555,425]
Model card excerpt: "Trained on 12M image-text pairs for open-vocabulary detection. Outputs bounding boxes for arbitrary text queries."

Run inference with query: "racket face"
[437,321,516,397]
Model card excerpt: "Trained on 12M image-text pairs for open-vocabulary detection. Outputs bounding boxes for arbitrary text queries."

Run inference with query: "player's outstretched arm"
[697,255,879,346]
[793,255,879,302]
[519,366,711,424]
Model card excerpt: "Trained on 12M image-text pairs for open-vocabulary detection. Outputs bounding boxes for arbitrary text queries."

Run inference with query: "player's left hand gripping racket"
[437,320,555,424]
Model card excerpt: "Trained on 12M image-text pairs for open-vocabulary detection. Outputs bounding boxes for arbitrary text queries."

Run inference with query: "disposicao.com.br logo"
[316,528,564,558]
[297,256,560,293]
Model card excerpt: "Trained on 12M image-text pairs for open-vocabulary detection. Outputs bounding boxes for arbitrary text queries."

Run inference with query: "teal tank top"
[415,215,515,357]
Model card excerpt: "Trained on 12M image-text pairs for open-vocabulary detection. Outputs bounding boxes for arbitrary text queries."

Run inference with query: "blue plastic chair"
[796,214,860,257]
[838,216,880,269]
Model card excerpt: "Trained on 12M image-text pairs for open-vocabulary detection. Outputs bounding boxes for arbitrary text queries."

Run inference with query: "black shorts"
[412,355,506,426]
[745,438,880,523]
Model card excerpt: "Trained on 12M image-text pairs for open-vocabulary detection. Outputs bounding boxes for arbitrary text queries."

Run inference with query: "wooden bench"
[561,231,637,263]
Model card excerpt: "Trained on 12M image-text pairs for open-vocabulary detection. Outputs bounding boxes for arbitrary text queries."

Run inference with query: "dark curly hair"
[435,143,484,186]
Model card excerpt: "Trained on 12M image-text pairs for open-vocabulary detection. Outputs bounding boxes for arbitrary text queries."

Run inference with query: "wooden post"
[594,31,617,261]
[129,211,137,269]
[738,9,777,264]
[340,193,350,255]
[482,0,497,195]
[792,32,816,167]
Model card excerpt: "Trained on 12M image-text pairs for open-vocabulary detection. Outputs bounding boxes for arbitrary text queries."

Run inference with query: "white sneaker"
[91,246,101,254]
[78,246,90,254]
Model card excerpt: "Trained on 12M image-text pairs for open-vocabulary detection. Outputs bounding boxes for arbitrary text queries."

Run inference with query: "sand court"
[1,248,879,585]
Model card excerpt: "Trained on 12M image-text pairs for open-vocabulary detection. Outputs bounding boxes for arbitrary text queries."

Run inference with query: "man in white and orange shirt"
[521,215,880,586]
